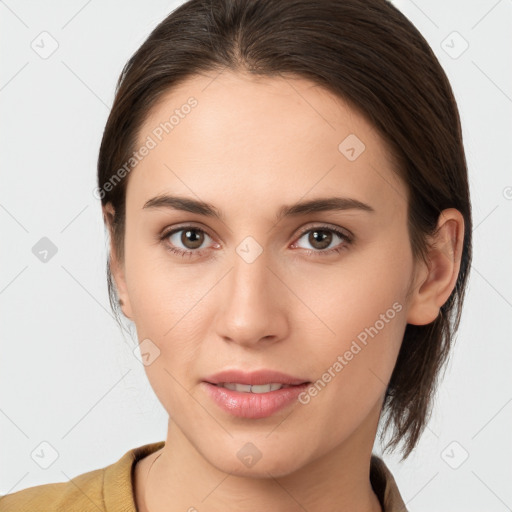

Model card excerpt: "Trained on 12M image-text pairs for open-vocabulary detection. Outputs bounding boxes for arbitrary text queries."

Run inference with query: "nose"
[214,247,290,349]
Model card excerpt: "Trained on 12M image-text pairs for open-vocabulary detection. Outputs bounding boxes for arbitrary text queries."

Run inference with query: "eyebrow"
[142,194,375,221]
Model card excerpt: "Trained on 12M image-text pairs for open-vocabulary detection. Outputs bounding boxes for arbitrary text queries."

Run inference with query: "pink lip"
[202,369,310,419]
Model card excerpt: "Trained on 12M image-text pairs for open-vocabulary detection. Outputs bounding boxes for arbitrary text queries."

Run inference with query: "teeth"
[219,382,288,393]
[224,383,252,392]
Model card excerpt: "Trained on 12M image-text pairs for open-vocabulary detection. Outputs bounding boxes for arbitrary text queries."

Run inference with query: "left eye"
[293,227,350,253]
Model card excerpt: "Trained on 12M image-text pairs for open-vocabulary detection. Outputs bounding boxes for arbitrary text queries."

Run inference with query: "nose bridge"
[231,243,270,301]
[215,239,287,346]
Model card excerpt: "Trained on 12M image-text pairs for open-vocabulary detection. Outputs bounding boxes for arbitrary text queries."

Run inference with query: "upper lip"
[204,369,310,386]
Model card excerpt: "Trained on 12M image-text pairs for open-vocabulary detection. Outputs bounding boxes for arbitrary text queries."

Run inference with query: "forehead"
[127,71,407,218]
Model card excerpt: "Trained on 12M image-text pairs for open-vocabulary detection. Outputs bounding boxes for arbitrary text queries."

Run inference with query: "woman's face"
[113,71,427,476]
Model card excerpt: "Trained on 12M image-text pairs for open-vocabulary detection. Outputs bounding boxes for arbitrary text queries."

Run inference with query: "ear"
[406,208,465,326]
[102,203,134,321]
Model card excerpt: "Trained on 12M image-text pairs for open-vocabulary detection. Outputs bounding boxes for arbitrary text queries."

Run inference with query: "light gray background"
[1,1,511,510]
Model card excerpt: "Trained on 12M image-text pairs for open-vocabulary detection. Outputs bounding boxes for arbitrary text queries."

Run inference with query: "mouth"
[201,369,311,419]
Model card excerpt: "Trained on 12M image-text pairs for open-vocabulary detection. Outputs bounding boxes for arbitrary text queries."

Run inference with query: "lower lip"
[202,382,310,419]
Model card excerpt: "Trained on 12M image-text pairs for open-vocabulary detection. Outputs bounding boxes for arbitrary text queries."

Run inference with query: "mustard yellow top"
[0,441,408,511]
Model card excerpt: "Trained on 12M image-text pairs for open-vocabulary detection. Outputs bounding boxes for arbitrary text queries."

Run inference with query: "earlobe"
[102,203,134,321]
[406,208,464,326]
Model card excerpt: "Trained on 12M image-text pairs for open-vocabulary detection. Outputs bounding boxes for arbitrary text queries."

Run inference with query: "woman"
[0,0,472,510]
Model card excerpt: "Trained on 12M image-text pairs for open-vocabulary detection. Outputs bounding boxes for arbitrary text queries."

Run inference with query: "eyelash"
[159,224,353,258]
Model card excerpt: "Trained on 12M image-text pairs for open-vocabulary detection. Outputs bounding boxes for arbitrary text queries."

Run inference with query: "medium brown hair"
[97,0,472,460]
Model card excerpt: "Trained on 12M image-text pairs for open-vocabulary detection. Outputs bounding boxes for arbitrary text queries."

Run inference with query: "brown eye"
[179,228,204,249]
[163,227,214,255]
[308,229,333,250]
[292,225,352,256]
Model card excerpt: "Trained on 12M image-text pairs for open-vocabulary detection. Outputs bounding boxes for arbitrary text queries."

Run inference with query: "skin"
[105,70,464,512]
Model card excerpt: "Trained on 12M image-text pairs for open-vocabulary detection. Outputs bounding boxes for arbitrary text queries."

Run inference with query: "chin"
[199,439,312,479]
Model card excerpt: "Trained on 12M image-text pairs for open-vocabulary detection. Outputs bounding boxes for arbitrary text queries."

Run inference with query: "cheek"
[126,264,212,365]
[293,242,412,408]
[123,239,221,386]
[296,241,412,342]
[124,251,211,412]
[123,234,200,329]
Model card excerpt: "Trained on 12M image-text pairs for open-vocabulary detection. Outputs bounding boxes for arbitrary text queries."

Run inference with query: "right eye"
[160,226,217,257]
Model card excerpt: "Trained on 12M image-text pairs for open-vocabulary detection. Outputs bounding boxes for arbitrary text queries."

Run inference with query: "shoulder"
[0,441,165,512]
[370,454,409,512]
[0,466,106,512]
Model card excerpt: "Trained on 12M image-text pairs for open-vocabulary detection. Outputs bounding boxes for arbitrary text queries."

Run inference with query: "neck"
[139,404,384,512]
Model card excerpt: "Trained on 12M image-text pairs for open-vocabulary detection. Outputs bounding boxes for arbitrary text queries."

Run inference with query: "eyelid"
[160,222,215,240]
[294,222,353,242]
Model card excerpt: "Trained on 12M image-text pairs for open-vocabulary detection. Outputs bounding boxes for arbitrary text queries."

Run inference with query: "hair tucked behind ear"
[97,0,472,460]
